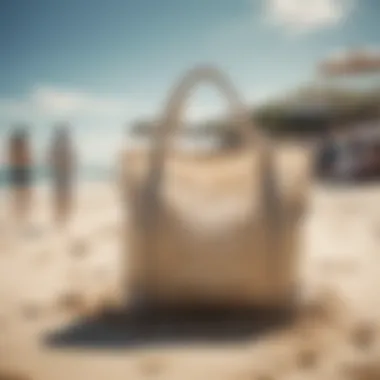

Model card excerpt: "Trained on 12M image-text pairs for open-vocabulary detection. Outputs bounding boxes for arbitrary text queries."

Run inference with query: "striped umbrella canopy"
[319,47,380,76]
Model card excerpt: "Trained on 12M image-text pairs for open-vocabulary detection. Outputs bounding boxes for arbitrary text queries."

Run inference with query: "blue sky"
[0,0,379,165]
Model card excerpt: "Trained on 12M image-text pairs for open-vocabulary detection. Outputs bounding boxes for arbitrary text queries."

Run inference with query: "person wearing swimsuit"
[7,127,33,222]
[49,125,76,226]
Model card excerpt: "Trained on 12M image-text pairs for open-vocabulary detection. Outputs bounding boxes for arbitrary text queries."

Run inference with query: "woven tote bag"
[123,66,308,309]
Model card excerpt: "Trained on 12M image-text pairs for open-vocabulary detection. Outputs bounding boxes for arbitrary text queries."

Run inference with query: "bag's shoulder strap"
[142,65,279,237]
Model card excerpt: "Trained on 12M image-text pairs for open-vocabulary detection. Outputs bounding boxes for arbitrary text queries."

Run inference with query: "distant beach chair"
[123,66,309,311]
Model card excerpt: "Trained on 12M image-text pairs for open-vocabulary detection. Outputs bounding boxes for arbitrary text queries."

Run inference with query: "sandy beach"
[1,146,380,380]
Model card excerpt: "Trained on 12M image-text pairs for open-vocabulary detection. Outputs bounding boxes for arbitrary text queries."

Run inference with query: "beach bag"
[123,66,309,309]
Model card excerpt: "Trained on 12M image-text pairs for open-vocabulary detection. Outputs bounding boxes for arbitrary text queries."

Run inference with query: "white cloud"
[264,0,355,34]
[0,85,150,125]
[0,84,238,126]
[30,86,131,118]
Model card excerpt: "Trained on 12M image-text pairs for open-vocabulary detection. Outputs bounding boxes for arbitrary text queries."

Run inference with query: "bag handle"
[142,65,279,226]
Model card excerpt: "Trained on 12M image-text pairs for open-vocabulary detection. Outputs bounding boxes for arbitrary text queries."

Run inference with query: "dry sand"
[1,145,380,380]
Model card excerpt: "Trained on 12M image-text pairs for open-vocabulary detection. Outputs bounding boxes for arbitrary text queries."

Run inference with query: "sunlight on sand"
[1,145,380,380]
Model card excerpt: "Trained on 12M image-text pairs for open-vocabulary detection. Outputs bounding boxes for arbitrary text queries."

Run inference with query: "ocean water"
[0,136,222,188]
[0,165,114,188]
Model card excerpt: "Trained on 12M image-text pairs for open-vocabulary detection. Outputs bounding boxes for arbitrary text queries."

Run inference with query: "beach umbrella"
[318,47,380,76]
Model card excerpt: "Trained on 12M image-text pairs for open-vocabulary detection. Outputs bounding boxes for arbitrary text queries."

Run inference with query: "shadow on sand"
[44,305,295,350]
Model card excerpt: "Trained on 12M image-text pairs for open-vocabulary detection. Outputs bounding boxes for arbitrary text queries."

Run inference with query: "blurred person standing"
[49,125,76,226]
[7,127,33,223]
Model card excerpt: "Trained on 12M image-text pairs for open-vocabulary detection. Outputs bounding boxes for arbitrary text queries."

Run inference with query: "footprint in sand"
[350,321,376,351]
[296,345,320,370]
[138,355,166,377]
[22,303,42,320]
[0,370,31,380]
[57,291,87,314]
[70,238,89,259]
[299,288,346,326]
